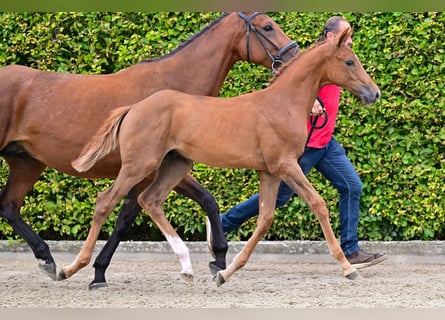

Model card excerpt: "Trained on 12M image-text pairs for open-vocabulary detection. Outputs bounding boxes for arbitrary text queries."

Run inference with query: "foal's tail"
[72,106,131,172]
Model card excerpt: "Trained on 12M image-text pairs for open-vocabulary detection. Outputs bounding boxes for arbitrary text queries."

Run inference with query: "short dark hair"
[317,16,350,42]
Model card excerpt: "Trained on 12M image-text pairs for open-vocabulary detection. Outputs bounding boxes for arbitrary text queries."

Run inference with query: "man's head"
[318,16,352,47]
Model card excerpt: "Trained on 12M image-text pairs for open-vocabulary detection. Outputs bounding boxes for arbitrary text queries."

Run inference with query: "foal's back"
[119,89,278,170]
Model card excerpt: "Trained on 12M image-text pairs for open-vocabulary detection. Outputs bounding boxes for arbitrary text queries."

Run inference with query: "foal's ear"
[337,27,352,47]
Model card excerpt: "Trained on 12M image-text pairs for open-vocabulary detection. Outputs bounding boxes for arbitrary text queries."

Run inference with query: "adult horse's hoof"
[345,270,360,280]
[56,269,68,281]
[38,261,57,280]
[181,272,194,285]
[89,282,108,290]
[209,261,224,277]
[215,271,226,287]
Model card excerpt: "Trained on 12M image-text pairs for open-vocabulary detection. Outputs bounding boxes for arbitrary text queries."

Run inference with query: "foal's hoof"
[345,270,361,280]
[38,261,57,281]
[209,261,224,277]
[215,271,226,287]
[56,269,68,281]
[89,282,108,290]
[181,272,194,285]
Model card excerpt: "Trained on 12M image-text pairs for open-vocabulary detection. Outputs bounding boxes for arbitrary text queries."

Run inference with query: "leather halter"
[237,12,299,73]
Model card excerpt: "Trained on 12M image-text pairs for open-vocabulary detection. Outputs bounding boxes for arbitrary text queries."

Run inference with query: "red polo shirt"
[306,84,341,148]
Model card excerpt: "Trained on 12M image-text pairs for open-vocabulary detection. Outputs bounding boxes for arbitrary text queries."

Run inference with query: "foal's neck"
[266,47,328,114]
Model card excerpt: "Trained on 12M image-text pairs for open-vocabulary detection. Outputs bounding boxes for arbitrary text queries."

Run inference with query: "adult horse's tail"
[72,106,131,172]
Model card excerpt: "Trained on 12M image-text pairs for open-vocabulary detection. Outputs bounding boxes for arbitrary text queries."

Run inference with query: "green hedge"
[0,12,443,242]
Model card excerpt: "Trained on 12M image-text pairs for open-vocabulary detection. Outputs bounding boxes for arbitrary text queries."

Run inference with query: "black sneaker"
[346,249,387,269]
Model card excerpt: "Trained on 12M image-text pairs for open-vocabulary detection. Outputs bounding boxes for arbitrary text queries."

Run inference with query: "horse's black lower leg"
[90,187,142,289]
[0,154,56,280]
[174,175,228,275]
[0,206,56,279]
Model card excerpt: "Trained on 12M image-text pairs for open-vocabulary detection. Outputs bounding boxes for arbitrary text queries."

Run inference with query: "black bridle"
[237,12,299,73]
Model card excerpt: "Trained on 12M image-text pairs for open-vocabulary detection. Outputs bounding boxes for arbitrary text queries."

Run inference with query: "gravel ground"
[0,240,444,308]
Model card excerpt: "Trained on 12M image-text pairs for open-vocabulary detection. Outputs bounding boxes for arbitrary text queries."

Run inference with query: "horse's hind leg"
[174,173,228,277]
[137,152,195,284]
[89,183,147,289]
[90,170,227,289]
[0,155,57,280]
[58,164,151,281]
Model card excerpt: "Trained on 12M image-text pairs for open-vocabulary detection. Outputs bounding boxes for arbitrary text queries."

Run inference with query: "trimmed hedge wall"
[0,12,444,242]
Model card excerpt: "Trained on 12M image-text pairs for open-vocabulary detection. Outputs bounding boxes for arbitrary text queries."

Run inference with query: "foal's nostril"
[375,91,381,101]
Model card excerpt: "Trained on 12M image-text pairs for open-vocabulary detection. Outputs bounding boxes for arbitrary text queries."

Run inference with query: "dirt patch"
[1,248,444,308]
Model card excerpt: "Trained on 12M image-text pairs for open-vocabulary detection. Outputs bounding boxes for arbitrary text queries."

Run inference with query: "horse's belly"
[25,142,123,179]
[181,146,264,171]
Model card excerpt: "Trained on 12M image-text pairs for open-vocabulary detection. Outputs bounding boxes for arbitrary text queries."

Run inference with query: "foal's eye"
[346,60,354,66]
[263,24,273,32]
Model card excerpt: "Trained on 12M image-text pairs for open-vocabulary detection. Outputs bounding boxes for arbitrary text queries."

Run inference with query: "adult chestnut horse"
[72,28,380,286]
[0,12,297,287]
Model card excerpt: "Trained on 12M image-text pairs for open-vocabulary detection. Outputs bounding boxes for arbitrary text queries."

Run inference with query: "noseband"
[237,12,299,73]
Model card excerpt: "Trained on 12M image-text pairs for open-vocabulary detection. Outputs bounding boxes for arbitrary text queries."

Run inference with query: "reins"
[305,96,328,146]
[237,12,299,73]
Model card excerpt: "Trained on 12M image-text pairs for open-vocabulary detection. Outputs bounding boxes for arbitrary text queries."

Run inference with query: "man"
[208,16,386,269]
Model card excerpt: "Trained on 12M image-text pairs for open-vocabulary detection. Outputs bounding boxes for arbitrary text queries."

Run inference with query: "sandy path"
[1,245,444,308]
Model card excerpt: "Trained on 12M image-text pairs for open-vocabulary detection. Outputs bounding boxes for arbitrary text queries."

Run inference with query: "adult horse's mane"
[267,39,325,86]
[139,13,230,64]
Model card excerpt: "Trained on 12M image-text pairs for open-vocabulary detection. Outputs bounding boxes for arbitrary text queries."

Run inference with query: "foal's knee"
[309,196,329,221]
[92,208,109,225]
[92,192,113,224]
[256,213,275,236]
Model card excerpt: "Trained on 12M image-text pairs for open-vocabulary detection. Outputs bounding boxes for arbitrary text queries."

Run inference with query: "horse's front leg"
[89,183,147,289]
[216,171,280,287]
[138,152,195,284]
[174,173,228,277]
[57,188,121,280]
[282,163,359,280]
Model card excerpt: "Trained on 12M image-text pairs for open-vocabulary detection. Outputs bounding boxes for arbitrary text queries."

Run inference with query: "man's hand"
[310,99,325,116]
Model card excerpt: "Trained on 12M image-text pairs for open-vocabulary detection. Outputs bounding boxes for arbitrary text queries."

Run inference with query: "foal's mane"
[139,13,230,64]
[267,40,326,86]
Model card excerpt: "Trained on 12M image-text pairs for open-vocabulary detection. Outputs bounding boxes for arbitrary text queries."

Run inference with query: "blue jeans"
[221,137,362,256]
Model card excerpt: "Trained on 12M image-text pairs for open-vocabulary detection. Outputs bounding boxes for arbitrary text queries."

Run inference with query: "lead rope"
[305,96,328,146]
